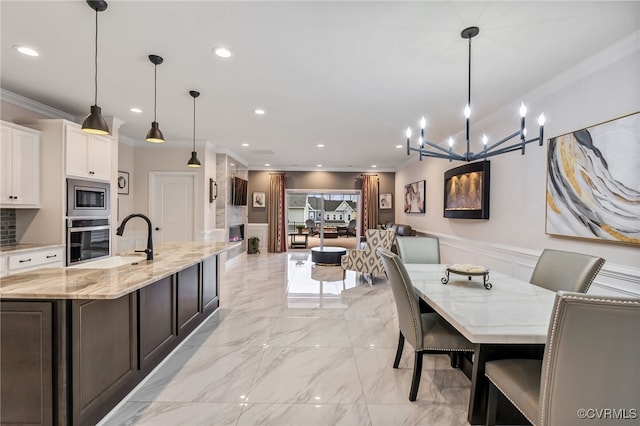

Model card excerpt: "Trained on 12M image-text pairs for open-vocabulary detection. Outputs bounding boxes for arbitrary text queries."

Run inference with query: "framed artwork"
[253,191,266,208]
[403,180,425,213]
[443,161,490,219]
[379,193,392,209]
[117,171,129,195]
[546,112,639,245]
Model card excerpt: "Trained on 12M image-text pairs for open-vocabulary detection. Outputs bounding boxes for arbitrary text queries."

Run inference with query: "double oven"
[66,179,111,266]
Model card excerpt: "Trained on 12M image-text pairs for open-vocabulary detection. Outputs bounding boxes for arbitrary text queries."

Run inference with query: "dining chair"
[395,236,441,264]
[530,249,605,293]
[377,247,475,401]
[484,291,640,426]
[341,229,395,283]
[305,219,318,236]
[396,236,441,313]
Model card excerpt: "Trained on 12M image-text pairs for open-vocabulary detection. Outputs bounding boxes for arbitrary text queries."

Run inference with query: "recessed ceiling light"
[212,47,233,58]
[317,164,323,167]
[241,143,249,147]
[14,45,39,57]
[395,144,403,149]
[264,163,270,167]
[130,107,142,113]
[371,165,378,168]
[317,144,325,148]
[254,108,265,115]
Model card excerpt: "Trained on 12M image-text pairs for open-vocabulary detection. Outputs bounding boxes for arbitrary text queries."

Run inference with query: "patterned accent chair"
[341,229,395,282]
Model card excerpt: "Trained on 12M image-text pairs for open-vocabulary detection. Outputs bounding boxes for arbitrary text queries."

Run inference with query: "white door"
[150,173,195,244]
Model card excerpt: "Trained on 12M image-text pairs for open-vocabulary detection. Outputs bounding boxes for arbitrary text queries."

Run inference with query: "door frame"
[286,189,362,249]
[149,171,197,242]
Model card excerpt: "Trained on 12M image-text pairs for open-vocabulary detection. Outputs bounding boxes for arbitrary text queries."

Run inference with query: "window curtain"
[360,174,379,234]
[268,173,287,252]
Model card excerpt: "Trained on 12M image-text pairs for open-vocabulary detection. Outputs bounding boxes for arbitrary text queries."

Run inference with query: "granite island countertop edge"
[0,241,240,300]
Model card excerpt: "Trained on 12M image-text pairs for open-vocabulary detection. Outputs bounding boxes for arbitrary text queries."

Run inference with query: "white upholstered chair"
[485,291,640,425]
[341,229,395,282]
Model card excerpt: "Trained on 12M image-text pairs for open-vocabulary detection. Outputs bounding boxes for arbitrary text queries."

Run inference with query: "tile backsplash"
[0,209,17,245]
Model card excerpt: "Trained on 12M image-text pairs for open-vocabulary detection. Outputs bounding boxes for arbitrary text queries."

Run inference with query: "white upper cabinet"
[65,124,112,181]
[0,122,41,207]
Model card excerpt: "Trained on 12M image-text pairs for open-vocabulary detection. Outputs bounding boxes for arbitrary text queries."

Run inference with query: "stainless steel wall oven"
[66,217,110,266]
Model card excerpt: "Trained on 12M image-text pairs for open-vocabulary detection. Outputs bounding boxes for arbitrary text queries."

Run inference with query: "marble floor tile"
[100,252,472,425]
[237,403,371,426]
[248,346,365,404]
[103,401,243,426]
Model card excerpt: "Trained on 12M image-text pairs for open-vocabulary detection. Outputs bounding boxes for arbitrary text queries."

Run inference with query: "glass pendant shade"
[82,105,110,135]
[187,151,201,167]
[145,121,164,143]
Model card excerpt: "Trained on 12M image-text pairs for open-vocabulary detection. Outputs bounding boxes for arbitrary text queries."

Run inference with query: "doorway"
[149,172,195,244]
[286,190,360,250]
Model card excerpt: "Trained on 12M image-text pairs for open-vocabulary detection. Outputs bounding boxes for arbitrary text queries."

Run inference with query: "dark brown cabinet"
[202,255,219,315]
[0,301,53,426]
[177,264,202,335]
[138,275,176,371]
[71,294,138,426]
[0,254,220,426]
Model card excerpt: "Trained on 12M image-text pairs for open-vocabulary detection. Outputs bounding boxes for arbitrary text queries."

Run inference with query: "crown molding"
[0,88,75,120]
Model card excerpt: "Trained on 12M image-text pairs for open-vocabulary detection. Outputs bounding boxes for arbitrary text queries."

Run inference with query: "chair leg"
[485,381,498,426]
[450,351,459,368]
[393,332,404,368]
[409,351,423,401]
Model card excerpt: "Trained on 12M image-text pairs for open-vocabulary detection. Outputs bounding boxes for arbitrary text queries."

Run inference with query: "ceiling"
[2,1,638,171]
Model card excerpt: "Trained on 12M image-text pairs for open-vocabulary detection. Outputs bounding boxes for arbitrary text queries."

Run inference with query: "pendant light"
[145,54,165,143]
[187,90,202,168]
[81,0,110,135]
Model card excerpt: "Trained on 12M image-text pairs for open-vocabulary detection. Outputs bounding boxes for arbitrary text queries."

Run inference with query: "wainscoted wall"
[423,231,639,298]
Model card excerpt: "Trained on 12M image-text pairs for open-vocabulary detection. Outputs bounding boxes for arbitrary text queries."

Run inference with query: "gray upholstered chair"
[395,236,440,264]
[305,219,318,236]
[485,291,640,426]
[341,229,395,282]
[530,249,605,293]
[377,248,475,401]
[395,236,441,313]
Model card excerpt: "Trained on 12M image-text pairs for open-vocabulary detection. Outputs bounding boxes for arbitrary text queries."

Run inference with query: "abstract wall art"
[546,112,640,245]
[404,180,425,214]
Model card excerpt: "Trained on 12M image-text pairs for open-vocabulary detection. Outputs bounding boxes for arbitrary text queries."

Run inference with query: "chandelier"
[406,27,545,162]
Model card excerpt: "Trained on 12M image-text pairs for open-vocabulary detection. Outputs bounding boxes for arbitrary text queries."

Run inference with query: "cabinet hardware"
[46,254,57,259]
[19,258,32,263]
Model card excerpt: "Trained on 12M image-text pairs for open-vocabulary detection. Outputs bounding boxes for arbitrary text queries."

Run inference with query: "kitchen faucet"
[116,213,154,260]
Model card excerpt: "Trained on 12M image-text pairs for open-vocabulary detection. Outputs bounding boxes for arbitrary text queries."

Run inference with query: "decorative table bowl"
[441,264,492,290]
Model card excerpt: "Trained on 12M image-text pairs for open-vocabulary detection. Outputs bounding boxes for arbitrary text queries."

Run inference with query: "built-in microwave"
[67,179,110,217]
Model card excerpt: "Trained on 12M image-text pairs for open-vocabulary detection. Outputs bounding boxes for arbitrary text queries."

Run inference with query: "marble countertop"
[0,243,64,254]
[0,241,240,300]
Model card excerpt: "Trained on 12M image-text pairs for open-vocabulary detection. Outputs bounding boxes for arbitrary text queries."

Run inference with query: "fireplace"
[229,224,245,242]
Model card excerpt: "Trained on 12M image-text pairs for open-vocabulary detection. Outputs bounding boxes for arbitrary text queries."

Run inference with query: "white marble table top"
[405,264,556,344]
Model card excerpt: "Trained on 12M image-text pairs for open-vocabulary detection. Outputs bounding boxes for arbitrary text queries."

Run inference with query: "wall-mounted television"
[443,161,490,219]
[231,177,248,206]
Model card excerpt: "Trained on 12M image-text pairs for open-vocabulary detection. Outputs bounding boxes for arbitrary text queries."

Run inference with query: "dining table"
[405,264,557,425]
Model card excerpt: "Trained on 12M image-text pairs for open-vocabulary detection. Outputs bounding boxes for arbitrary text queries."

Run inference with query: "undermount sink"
[70,256,147,269]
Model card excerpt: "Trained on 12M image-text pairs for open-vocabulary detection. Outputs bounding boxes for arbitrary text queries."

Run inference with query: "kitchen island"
[0,241,239,426]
